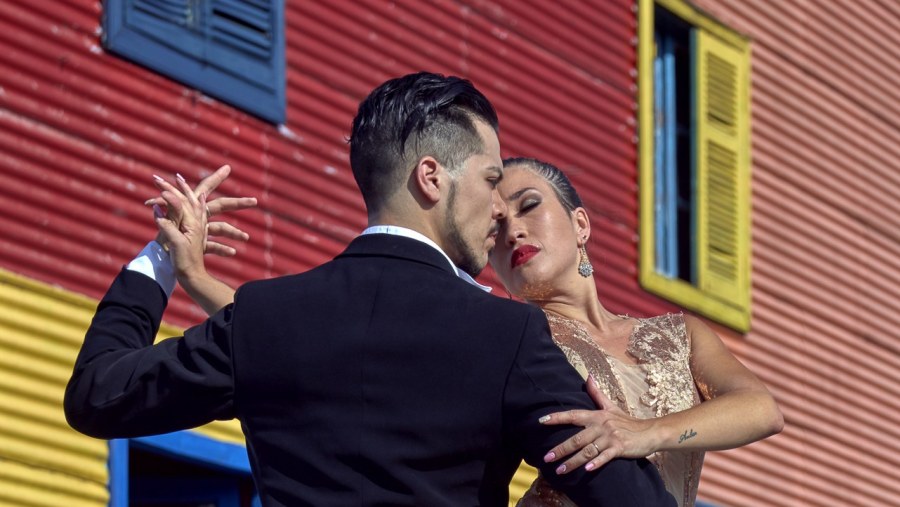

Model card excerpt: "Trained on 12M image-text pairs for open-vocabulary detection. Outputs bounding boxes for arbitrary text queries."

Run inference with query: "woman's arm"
[538,314,784,474]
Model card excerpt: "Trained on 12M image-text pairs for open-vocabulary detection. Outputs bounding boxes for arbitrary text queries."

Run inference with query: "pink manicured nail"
[176,172,186,183]
[153,174,164,182]
[144,199,154,206]
[555,464,566,475]
[538,415,551,424]
[585,462,595,471]
[543,452,555,462]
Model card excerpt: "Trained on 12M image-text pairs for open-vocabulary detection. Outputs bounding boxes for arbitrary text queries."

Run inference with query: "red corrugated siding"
[12,1,891,505]
[682,0,900,505]
[0,0,646,329]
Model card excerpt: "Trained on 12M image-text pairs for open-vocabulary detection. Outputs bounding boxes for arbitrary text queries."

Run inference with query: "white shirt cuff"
[126,241,176,299]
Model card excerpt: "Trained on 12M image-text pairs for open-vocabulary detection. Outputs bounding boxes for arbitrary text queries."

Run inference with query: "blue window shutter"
[104,0,286,123]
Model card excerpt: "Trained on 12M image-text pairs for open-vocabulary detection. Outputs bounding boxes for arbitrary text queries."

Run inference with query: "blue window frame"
[109,431,260,507]
[103,0,286,123]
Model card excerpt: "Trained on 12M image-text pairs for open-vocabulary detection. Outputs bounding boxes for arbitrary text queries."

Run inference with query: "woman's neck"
[527,278,622,332]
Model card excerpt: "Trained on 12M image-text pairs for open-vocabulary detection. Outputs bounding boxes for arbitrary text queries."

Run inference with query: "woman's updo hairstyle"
[502,157,584,213]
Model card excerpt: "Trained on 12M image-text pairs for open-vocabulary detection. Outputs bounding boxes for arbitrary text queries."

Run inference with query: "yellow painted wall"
[509,462,538,506]
[0,268,243,506]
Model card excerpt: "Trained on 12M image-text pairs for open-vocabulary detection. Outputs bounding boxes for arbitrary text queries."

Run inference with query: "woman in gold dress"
[149,159,783,506]
[491,158,783,506]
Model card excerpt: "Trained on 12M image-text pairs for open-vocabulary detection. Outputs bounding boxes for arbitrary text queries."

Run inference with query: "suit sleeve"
[64,269,236,439]
[503,307,675,506]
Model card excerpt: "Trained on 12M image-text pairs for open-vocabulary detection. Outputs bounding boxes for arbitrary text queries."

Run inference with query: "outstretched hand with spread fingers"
[146,164,257,257]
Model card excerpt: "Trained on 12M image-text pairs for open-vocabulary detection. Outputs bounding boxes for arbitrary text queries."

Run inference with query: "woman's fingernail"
[144,199,154,206]
[555,464,566,475]
[585,462,595,471]
[153,174,164,182]
[176,173,186,183]
[538,415,551,424]
[543,452,555,462]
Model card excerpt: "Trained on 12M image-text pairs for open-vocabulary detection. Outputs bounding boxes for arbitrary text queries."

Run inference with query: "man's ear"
[412,156,444,204]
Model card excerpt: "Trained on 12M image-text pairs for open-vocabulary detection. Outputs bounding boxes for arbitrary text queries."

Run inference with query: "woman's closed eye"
[519,198,541,214]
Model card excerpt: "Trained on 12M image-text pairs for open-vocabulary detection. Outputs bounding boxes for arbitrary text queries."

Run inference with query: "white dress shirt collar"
[361,225,492,293]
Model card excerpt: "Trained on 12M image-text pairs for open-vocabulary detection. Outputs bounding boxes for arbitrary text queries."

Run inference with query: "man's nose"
[492,190,508,219]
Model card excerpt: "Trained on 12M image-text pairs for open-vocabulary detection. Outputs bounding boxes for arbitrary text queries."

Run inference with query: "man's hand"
[146,164,257,257]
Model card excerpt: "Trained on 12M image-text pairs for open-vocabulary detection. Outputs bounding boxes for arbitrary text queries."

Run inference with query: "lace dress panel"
[516,312,704,507]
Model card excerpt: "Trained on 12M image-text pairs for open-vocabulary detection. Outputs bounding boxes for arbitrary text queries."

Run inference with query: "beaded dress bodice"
[517,312,704,507]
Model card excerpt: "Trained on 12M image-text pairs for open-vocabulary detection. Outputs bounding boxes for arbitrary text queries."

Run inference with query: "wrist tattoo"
[678,428,697,444]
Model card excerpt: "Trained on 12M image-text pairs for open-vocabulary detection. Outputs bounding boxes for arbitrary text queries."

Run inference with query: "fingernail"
[543,452,555,462]
[153,174,164,182]
[538,415,551,424]
[153,204,164,218]
[144,199,154,206]
[555,464,566,475]
[176,173,186,183]
[585,462,595,471]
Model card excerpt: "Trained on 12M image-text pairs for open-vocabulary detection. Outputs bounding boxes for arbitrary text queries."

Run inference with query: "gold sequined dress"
[517,312,704,507]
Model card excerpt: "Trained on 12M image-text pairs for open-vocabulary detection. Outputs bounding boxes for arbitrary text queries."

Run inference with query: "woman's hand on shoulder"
[537,377,663,475]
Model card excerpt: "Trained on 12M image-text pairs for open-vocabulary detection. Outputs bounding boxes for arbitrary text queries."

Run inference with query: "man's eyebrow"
[488,166,503,179]
[508,187,538,200]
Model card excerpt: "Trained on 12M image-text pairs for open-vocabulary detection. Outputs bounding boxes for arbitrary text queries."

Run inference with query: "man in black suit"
[65,72,674,506]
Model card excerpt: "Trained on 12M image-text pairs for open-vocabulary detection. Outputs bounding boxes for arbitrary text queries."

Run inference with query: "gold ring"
[590,442,601,456]
[205,205,211,219]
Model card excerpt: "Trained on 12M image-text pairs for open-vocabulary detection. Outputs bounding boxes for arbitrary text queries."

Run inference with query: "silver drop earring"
[578,244,594,278]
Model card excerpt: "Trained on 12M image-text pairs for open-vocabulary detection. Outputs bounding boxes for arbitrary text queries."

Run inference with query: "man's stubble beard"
[444,180,487,278]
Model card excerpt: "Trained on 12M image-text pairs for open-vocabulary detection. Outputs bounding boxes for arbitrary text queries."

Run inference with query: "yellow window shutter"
[694,29,751,311]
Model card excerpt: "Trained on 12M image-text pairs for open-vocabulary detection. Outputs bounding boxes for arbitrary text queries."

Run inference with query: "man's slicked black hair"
[349,72,499,213]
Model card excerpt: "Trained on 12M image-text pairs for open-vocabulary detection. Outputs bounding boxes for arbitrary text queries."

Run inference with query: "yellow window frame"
[638,0,753,332]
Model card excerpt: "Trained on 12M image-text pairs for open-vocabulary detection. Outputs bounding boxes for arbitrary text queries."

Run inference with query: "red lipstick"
[511,245,539,268]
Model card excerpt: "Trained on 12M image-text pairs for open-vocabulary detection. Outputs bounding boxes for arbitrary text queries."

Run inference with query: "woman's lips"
[511,245,540,268]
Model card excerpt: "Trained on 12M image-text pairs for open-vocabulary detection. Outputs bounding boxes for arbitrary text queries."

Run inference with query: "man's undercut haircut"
[349,72,499,213]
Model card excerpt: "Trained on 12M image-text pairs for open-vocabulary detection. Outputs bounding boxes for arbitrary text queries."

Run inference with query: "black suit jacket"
[65,234,674,506]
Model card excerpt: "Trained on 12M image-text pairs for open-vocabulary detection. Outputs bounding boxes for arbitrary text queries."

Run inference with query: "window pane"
[654,6,694,283]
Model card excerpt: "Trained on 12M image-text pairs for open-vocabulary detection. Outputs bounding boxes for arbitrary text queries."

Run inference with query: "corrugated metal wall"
[0,267,241,507]
[8,0,892,505]
[0,0,644,328]
[0,270,107,507]
[681,0,900,505]
[0,0,642,504]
